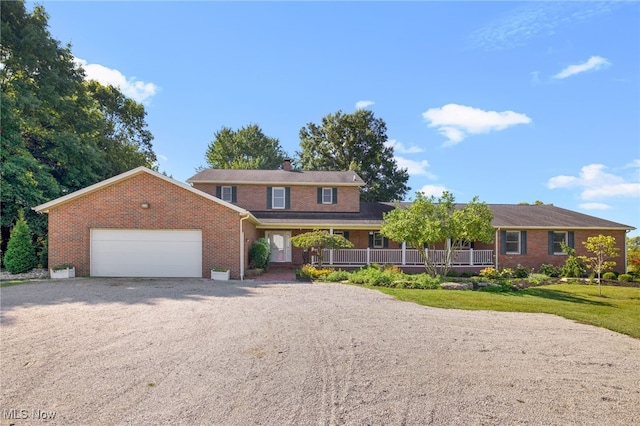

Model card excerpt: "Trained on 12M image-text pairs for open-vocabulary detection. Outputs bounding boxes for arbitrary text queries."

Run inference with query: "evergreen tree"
[3,211,37,274]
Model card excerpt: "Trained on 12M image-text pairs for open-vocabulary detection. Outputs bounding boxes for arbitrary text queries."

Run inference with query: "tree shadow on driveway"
[0,278,312,325]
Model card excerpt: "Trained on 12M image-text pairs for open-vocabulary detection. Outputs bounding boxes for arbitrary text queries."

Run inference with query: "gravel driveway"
[1,278,639,425]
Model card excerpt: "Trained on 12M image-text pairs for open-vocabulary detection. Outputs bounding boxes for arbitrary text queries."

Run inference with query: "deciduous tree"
[297,110,409,202]
[380,191,494,277]
[290,230,354,267]
[205,124,288,169]
[580,235,619,296]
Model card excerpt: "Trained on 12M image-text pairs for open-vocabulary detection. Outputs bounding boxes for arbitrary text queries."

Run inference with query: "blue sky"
[35,1,639,236]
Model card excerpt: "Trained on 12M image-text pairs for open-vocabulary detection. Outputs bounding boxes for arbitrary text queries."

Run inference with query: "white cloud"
[422,103,531,146]
[417,184,449,197]
[547,164,640,200]
[553,56,611,79]
[355,100,375,110]
[75,57,158,104]
[385,139,423,154]
[394,156,436,179]
[157,154,168,162]
[579,203,612,210]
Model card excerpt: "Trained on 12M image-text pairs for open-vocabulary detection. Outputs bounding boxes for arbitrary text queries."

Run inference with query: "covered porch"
[312,247,494,268]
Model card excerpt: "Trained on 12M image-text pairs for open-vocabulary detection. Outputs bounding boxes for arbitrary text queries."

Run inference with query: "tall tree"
[205,124,288,169]
[380,191,494,277]
[86,81,157,175]
[1,0,156,256]
[297,110,410,202]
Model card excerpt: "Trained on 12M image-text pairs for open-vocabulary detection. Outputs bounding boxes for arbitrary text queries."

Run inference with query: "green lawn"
[372,284,640,339]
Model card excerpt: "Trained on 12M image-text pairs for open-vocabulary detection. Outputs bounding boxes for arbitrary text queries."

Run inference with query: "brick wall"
[497,229,628,274]
[47,172,246,278]
[193,183,361,212]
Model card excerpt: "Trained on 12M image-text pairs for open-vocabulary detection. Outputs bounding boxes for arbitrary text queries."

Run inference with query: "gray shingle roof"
[252,202,634,230]
[390,202,634,230]
[187,169,364,186]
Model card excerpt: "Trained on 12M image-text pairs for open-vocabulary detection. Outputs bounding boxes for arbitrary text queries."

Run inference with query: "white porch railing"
[314,248,494,267]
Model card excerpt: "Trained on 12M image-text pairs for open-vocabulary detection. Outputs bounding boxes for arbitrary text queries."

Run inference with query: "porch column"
[366,247,371,265]
[329,228,334,265]
[402,242,406,265]
[470,248,474,266]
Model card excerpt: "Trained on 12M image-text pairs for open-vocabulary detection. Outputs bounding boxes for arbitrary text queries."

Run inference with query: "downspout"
[495,228,500,270]
[240,213,250,281]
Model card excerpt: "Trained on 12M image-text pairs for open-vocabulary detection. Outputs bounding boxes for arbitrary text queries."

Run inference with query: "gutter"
[239,213,251,281]
[495,228,500,270]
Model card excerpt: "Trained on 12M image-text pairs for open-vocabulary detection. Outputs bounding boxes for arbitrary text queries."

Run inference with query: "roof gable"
[33,167,251,216]
[187,168,365,186]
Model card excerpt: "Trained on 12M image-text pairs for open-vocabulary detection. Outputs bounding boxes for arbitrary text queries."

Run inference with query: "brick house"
[35,163,634,278]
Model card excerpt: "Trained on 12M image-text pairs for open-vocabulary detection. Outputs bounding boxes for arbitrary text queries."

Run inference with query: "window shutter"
[548,231,554,254]
[521,231,527,255]
[383,237,389,248]
[266,187,272,209]
[285,187,291,209]
[568,231,574,248]
[368,234,374,248]
[215,186,221,198]
[317,188,322,204]
[500,231,507,254]
[232,186,237,203]
[332,187,338,204]
[343,232,350,241]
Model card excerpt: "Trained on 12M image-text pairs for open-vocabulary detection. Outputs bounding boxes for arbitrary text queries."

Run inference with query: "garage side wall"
[47,173,241,278]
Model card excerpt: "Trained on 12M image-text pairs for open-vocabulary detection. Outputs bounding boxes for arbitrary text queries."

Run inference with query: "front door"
[265,231,292,263]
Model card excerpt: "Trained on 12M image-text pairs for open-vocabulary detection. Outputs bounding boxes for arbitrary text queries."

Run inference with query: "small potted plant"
[211,267,230,280]
[50,263,75,279]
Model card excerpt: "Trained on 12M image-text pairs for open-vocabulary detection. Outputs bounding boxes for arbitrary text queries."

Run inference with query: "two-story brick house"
[35,163,634,279]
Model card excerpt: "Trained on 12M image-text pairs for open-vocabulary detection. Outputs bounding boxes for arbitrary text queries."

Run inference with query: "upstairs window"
[272,187,285,209]
[317,187,338,204]
[221,186,233,202]
[322,188,333,204]
[216,185,236,203]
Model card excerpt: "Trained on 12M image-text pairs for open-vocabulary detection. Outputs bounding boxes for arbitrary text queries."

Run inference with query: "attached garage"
[91,229,202,277]
[34,167,259,279]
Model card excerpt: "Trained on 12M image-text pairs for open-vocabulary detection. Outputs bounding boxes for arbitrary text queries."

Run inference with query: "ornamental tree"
[380,191,494,277]
[290,230,354,267]
[580,235,619,296]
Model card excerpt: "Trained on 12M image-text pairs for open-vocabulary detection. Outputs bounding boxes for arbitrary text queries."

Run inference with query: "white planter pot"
[50,267,75,279]
[211,270,230,280]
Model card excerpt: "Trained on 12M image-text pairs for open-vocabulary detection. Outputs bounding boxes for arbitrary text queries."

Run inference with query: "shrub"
[298,264,334,280]
[3,212,37,274]
[445,269,459,277]
[407,273,441,289]
[499,267,514,278]
[249,238,270,270]
[618,274,633,282]
[561,245,587,278]
[538,264,560,277]
[324,270,350,282]
[602,271,617,280]
[528,273,552,285]
[479,267,499,279]
[514,264,530,278]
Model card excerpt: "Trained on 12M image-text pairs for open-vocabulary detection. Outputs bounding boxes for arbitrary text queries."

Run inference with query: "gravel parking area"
[1,278,639,425]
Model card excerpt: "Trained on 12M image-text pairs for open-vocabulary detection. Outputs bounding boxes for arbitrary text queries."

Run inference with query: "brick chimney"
[283,159,291,171]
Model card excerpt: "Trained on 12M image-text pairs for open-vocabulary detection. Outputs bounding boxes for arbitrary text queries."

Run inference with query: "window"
[272,187,285,209]
[373,232,384,248]
[552,231,568,254]
[317,187,337,204]
[322,188,333,204]
[505,231,520,254]
[221,186,233,202]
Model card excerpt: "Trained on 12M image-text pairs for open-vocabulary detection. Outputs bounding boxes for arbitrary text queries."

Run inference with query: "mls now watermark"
[2,408,57,421]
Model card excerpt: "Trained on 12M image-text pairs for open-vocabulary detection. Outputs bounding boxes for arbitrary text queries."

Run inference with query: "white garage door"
[91,229,202,277]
